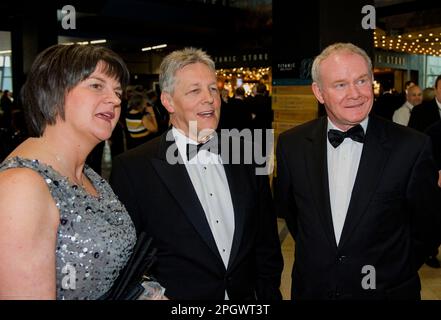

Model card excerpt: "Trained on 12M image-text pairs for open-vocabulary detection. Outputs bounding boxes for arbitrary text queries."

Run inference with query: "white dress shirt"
[327,117,368,245]
[392,101,414,126]
[172,128,235,298]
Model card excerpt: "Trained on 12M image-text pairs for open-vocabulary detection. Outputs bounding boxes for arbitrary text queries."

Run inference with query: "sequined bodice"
[0,157,137,300]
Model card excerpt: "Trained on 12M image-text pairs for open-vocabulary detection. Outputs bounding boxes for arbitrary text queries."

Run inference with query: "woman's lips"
[95,112,115,123]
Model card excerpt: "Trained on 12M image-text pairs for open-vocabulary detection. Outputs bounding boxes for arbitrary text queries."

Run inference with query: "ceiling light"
[152,44,167,49]
[90,39,107,44]
[142,44,167,51]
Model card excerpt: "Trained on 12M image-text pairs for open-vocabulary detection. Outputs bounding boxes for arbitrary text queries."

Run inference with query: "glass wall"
[0,31,12,92]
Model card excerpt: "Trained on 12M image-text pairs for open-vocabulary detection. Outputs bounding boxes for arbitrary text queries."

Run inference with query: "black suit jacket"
[408,99,441,132]
[275,115,441,300]
[426,120,441,169]
[110,130,283,300]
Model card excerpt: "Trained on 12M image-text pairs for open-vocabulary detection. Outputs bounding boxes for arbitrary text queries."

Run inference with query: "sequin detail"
[0,157,136,300]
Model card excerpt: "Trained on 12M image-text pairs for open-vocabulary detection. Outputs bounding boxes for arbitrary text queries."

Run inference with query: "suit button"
[337,255,347,262]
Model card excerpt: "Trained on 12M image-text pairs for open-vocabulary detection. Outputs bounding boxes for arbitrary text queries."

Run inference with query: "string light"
[216,67,272,97]
[373,28,441,56]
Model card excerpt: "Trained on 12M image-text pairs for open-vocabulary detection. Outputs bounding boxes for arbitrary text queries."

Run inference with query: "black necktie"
[327,124,365,148]
[186,137,220,161]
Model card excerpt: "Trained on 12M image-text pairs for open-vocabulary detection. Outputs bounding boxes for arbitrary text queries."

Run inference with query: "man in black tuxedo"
[408,76,441,268]
[408,75,441,132]
[275,43,441,300]
[110,48,283,300]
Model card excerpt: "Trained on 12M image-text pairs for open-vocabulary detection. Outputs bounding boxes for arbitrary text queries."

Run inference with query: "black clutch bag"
[101,231,157,300]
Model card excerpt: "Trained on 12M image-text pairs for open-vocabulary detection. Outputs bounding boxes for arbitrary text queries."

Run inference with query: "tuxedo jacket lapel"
[223,163,247,269]
[338,116,391,249]
[150,132,224,264]
[305,117,337,249]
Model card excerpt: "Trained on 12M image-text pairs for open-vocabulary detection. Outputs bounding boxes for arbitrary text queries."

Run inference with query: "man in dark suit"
[110,48,283,300]
[425,120,441,268]
[249,83,273,131]
[409,75,441,269]
[275,43,441,300]
[408,75,441,132]
[218,87,253,131]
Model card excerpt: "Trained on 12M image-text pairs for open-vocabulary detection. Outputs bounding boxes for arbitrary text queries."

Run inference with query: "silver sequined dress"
[0,157,137,300]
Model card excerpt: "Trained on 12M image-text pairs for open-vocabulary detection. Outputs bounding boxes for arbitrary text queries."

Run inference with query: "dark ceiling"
[0,0,272,55]
[0,0,440,55]
[376,0,441,34]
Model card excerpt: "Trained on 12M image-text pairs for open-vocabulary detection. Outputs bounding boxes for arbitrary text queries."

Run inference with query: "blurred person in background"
[392,85,423,126]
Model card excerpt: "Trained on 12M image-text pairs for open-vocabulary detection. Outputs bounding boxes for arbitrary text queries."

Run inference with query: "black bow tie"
[186,137,220,161]
[328,124,365,148]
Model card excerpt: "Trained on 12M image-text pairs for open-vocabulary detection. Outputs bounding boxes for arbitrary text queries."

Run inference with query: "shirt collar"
[172,127,196,163]
[172,127,198,145]
[172,127,219,164]
[404,101,415,111]
[327,116,369,133]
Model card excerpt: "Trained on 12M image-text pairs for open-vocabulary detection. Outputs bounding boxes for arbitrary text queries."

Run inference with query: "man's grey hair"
[311,43,373,87]
[159,47,216,95]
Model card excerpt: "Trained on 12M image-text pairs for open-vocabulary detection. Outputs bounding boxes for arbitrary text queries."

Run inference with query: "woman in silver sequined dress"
[0,44,153,299]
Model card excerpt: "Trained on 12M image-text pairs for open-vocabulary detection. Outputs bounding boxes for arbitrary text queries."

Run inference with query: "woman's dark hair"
[128,94,146,112]
[21,44,130,137]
